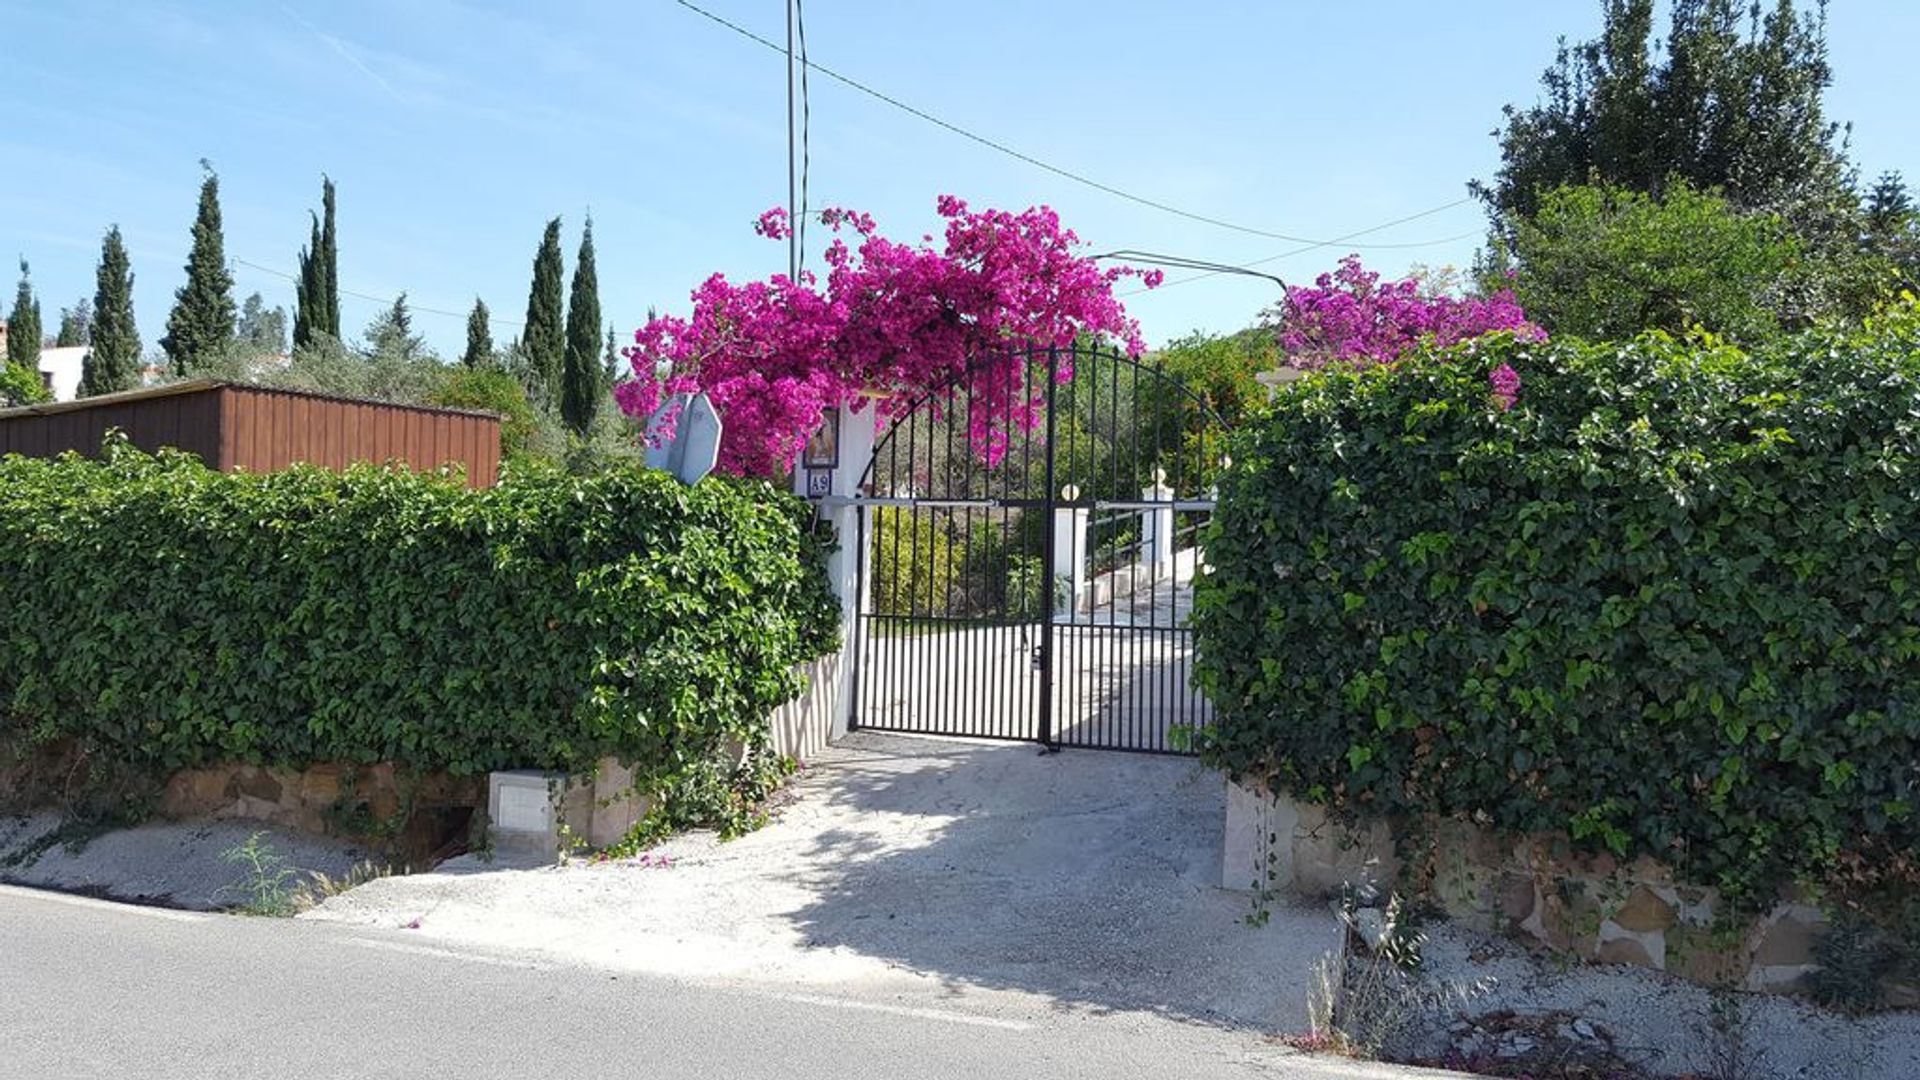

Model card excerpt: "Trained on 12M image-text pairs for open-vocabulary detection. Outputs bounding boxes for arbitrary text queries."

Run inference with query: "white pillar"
[825,405,876,740]
[1053,484,1089,618]
[1143,468,1175,575]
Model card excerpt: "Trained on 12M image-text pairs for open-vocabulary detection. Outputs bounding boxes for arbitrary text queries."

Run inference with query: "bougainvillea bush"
[1274,255,1543,369]
[0,440,838,786]
[615,197,1160,477]
[1192,314,1920,907]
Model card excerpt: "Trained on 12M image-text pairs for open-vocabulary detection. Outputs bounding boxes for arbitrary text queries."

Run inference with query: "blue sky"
[4,0,1918,360]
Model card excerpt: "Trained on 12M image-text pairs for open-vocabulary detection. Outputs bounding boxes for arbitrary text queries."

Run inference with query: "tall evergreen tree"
[293,176,339,348]
[294,211,322,349]
[603,324,620,388]
[160,164,236,375]
[56,298,92,347]
[6,258,42,374]
[237,292,288,354]
[561,217,602,434]
[364,292,424,361]
[81,226,140,397]
[463,297,493,368]
[1477,0,1847,226]
[319,175,339,338]
[521,217,566,404]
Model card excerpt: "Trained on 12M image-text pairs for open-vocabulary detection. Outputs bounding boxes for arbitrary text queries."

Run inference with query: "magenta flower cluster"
[1488,362,1522,411]
[615,196,1157,477]
[1277,256,1542,406]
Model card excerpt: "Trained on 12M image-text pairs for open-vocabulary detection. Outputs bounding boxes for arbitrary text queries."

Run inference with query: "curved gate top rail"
[849,341,1226,753]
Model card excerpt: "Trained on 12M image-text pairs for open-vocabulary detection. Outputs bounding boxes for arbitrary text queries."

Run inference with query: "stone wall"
[1225,780,1916,1005]
[160,762,483,861]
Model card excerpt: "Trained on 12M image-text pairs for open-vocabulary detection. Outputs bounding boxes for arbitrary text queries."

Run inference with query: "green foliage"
[1193,317,1920,909]
[219,831,301,916]
[522,217,566,406]
[236,292,287,356]
[8,258,42,374]
[0,440,839,790]
[55,298,90,348]
[870,507,958,617]
[81,226,140,398]
[0,361,50,408]
[463,297,494,369]
[1498,180,1801,343]
[1145,328,1270,489]
[161,166,237,375]
[1865,171,1920,296]
[362,293,424,363]
[1478,0,1846,227]
[562,219,603,435]
[429,367,540,457]
[293,177,339,351]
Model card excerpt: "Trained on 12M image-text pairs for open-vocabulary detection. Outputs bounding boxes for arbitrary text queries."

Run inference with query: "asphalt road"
[0,885,1438,1080]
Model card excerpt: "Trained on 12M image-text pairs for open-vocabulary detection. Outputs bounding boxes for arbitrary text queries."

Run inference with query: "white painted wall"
[770,400,880,758]
[37,346,87,402]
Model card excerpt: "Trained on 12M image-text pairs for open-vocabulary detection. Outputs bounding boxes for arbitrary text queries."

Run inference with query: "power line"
[1117,202,1482,297]
[671,0,1475,250]
[232,258,525,329]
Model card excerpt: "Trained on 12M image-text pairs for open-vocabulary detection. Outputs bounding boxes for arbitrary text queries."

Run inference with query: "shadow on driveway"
[309,732,1336,1032]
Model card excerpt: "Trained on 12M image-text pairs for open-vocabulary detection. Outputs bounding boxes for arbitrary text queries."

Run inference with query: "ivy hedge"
[0,438,838,787]
[1193,316,1920,905]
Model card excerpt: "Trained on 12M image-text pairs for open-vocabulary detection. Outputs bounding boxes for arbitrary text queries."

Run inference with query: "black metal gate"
[850,341,1224,753]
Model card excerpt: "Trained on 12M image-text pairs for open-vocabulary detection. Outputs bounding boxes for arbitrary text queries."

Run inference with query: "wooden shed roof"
[0,379,502,423]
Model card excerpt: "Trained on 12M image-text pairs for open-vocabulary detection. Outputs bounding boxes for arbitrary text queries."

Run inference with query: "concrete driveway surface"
[307,732,1341,1034]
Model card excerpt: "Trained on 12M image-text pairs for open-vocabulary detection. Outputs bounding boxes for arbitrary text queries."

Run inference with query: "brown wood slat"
[2,384,501,486]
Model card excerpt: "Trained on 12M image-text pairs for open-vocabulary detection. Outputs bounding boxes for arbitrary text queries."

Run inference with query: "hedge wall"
[0,438,838,785]
[1193,317,1920,905]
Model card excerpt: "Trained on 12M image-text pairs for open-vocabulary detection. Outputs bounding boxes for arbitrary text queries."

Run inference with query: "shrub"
[1193,314,1920,907]
[428,366,540,457]
[0,438,838,790]
[1496,180,1803,344]
[1,362,50,408]
[870,506,958,617]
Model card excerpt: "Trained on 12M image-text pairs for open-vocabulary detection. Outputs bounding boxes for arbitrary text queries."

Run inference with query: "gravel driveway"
[305,732,1337,1031]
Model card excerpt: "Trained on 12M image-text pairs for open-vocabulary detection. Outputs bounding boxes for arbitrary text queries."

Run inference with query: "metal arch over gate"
[849,341,1224,753]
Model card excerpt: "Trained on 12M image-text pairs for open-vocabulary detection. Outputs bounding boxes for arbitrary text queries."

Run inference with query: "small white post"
[1053,483,1089,618]
[1143,467,1175,575]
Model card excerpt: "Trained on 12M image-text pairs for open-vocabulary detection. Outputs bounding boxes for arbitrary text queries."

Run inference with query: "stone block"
[1497,872,1538,928]
[232,767,283,804]
[1222,779,1299,892]
[1610,885,1678,934]
[587,757,651,849]
[1749,904,1825,969]
[299,765,346,805]
[1594,928,1664,970]
[160,769,233,818]
[1665,923,1749,987]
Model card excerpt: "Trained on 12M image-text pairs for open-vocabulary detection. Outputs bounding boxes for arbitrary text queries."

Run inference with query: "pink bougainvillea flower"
[1488,362,1522,411]
[617,196,1157,477]
[753,206,792,240]
[1276,255,1543,371]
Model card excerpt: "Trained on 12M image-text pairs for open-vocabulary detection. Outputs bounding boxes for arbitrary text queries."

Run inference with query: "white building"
[37,346,87,402]
[0,320,89,402]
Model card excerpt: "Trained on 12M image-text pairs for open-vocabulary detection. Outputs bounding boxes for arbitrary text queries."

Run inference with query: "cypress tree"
[561,217,602,434]
[319,175,339,339]
[160,164,236,375]
[6,258,42,375]
[56,298,91,347]
[463,298,493,368]
[294,211,321,349]
[81,226,140,397]
[603,324,620,388]
[521,217,565,404]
